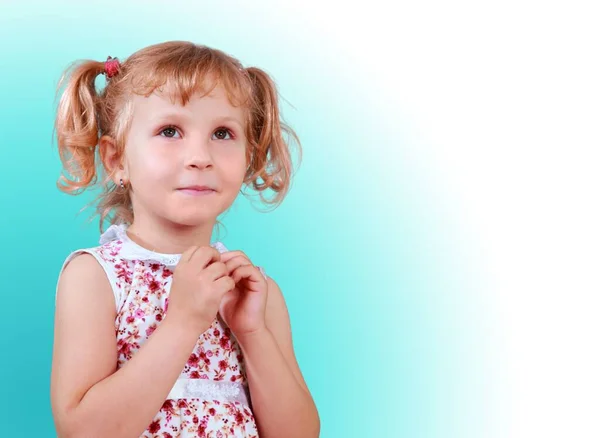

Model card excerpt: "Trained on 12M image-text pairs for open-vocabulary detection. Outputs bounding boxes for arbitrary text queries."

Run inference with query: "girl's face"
[122,84,247,227]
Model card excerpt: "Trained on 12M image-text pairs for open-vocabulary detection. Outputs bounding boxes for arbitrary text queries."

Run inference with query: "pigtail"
[245,67,301,206]
[54,59,106,194]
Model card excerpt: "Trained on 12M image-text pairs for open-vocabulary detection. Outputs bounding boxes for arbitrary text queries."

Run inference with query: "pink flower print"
[117,339,133,357]
[199,350,211,366]
[115,263,132,285]
[146,324,157,337]
[187,353,200,368]
[134,308,145,319]
[199,417,208,435]
[141,271,161,293]
[148,279,161,293]
[148,420,161,433]
[234,411,244,425]
[104,242,121,258]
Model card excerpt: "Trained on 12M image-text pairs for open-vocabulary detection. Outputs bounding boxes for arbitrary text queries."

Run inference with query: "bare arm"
[50,254,202,438]
[237,277,320,438]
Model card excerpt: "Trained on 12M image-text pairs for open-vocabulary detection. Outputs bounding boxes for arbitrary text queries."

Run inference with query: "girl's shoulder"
[56,225,133,311]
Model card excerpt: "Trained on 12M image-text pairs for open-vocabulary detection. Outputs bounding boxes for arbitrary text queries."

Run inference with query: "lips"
[181,185,214,191]
[177,185,216,195]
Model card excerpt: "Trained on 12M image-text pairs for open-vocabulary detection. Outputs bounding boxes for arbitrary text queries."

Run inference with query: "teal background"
[0,2,493,437]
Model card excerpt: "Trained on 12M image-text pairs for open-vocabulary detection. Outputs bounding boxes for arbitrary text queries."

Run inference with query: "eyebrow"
[151,113,244,129]
[213,116,244,129]
[151,111,191,123]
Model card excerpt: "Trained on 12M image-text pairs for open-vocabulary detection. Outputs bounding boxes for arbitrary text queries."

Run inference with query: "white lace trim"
[100,224,266,278]
[167,378,250,405]
[99,224,228,268]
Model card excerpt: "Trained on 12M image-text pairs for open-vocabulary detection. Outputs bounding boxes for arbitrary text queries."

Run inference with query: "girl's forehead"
[129,84,246,124]
[133,72,249,104]
[134,84,236,109]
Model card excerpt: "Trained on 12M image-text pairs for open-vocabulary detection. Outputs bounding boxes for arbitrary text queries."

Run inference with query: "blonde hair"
[54,41,301,230]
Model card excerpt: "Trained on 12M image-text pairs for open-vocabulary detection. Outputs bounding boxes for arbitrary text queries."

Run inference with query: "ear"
[99,135,127,185]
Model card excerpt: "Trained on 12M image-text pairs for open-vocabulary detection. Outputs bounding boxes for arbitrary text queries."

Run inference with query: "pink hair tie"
[104,56,120,78]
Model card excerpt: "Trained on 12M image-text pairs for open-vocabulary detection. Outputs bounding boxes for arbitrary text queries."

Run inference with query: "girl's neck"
[126,217,216,255]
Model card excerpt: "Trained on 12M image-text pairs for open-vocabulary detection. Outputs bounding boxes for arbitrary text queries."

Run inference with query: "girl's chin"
[166,214,219,226]
[159,208,225,227]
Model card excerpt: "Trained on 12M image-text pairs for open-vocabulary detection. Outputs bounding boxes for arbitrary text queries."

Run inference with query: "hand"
[218,251,268,337]
[166,246,235,334]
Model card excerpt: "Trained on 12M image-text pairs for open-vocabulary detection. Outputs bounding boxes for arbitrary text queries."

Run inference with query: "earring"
[119,178,125,189]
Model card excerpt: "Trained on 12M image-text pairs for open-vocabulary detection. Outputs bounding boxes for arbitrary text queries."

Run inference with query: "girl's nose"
[184,140,213,170]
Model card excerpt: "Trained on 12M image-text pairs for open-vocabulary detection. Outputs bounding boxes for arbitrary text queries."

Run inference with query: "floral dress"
[60,224,260,437]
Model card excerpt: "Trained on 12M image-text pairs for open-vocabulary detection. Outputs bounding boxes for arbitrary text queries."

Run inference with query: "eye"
[159,126,181,138]
[212,127,234,141]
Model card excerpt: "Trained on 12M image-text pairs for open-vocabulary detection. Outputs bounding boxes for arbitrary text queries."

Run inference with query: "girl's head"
[54,41,300,230]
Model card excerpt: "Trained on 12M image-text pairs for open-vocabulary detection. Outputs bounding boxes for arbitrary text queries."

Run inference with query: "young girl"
[50,41,319,438]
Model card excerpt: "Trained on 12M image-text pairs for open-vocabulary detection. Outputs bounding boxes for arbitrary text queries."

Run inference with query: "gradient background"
[0,1,598,437]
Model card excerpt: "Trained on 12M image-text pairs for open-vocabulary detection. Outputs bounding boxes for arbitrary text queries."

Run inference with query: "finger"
[224,255,253,273]
[205,261,228,280]
[190,246,221,268]
[214,275,235,294]
[219,250,248,262]
[230,265,262,285]
[181,246,201,263]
